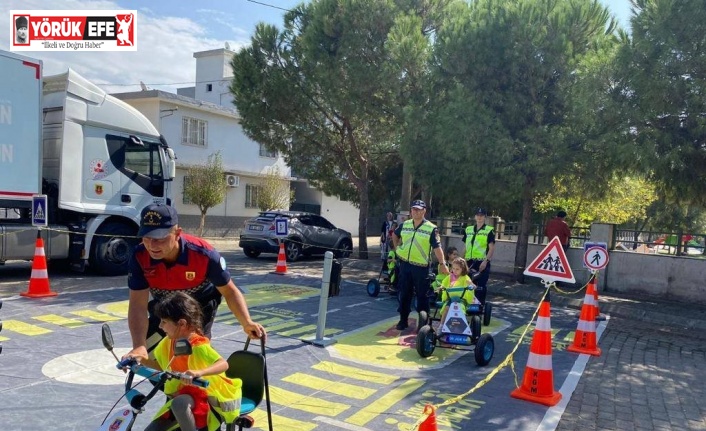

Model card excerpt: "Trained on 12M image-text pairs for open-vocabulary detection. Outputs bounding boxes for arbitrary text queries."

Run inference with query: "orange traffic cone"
[273,242,288,275]
[511,292,561,406]
[418,404,437,431]
[590,274,606,321]
[567,279,602,356]
[21,231,58,298]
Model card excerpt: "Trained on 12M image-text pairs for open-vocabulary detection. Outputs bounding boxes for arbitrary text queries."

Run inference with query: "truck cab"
[0,49,176,275]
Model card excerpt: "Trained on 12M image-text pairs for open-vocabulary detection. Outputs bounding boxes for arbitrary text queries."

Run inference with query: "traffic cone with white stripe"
[567,279,602,356]
[591,273,606,321]
[273,241,288,275]
[21,231,58,298]
[418,404,437,431]
[510,292,561,406]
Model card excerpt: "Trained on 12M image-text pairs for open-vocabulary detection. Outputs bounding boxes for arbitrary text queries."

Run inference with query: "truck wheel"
[92,223,137,276]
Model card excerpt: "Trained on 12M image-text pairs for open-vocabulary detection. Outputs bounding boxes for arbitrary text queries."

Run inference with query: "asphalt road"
[1,246,704,430]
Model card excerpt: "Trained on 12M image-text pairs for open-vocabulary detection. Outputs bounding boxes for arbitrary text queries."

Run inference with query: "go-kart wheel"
[474,333,495,366]
[417,311,428,333]
[367,279,380,297]
[470,316,482,343]
[416,325,436,358]
[483,302,492,326]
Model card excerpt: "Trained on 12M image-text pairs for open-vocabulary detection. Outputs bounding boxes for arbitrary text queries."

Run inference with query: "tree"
[257,166,295,211]
[614,0,706,207]
[406,0,622,280]
[184,151,227,236]
[534,175,657,226]
[230,0,444,258]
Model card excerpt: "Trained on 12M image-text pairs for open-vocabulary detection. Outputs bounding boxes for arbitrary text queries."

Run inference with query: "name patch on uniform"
[220,257,226,270]
[185,271,195,281]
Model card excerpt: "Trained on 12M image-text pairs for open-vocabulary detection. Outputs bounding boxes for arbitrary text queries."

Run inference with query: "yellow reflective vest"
[396,219,437,266]
[464,224,494,260]
[152,334,242,430]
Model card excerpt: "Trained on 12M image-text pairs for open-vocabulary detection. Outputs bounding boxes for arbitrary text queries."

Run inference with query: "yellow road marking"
[312,361,398,385]
[250,409,316,431]
[345,379,425,427]
[70,310,123,322]
[277,324,317,337]
[282,372,376,400]
[0,336,9,341]
[34,314,87,328]
[3,320,52,336]
[99,300,128,318]
[266,321,300,332]
[268,386,350,416]
[257,317,284,326]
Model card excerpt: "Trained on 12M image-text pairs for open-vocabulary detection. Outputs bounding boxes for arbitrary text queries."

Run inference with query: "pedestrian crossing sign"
[524,236,575,283]
[32,194,48,227]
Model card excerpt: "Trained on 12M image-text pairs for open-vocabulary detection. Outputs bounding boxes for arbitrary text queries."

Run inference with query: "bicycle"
[97,323,272,431]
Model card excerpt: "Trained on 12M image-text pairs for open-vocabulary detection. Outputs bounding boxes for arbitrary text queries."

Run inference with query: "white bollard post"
[304,251,337,347]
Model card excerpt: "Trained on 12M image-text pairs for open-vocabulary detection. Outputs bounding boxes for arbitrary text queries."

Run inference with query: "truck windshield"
[107,135,166,197]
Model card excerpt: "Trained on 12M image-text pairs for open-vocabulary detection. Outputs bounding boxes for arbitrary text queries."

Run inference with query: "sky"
[1,0,633,95]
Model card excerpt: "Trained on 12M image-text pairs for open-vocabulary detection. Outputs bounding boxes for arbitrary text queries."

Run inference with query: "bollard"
[303,251,337,347]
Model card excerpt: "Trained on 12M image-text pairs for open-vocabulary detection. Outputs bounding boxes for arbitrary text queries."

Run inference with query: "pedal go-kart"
[97,324,273,431]
[366,262,399,297]
[416,287,495,366]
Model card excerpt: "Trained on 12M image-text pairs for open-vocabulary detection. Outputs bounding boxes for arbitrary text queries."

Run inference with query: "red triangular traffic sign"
[524,236,575,283]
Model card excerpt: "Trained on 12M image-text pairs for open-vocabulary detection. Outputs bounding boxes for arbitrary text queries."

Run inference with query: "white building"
[112,48,359,235]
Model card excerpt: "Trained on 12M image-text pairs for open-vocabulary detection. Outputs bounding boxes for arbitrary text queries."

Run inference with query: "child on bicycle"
[142,292,241,431]
[437,257,476,334]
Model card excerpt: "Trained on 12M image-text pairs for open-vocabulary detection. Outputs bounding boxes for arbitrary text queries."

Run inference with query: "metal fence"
[613,229,706,256]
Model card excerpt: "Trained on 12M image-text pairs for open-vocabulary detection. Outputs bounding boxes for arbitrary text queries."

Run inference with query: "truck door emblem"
[95,184,103,195]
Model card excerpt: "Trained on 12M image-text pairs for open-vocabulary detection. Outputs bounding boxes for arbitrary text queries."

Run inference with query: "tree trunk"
[399,161,412,217]
[513,176,535,283]
[358,181,370,260]
[199,211,207,237]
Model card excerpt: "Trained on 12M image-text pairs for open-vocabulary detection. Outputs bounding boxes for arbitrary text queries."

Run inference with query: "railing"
[613,229,706,256]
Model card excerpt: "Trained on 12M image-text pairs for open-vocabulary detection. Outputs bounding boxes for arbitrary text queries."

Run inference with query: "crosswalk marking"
[250,409,316,431]
[265,321,300,332]
[0,336,9,342]
[345,378,425,426]
[277,324,317,337]
[33,314,87,328]
[268,386,350,416]
[3,320,52,336]
[70,310,123,322]
[312,361,398,385]
[282,372,376,400]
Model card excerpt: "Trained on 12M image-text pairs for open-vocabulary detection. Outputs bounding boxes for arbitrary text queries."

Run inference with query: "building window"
[206,83,213,92]
[183,176,192,204]
[245,184,262,208]
[182,117,208,147]
[259,143,277,158]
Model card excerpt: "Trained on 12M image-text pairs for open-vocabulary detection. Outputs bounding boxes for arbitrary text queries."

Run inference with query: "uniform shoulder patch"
[220,256,227,270]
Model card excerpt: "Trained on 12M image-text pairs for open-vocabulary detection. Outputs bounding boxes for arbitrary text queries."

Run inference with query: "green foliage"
[184,151,227,235]
[257,166,295,211]
[614,0,706,206]
[534,175,657,226]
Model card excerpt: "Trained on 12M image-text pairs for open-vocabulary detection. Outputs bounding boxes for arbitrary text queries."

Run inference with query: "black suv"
[239,210,353,262]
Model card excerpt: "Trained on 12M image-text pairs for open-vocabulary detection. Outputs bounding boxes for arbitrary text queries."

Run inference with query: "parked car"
[239,210,353,262]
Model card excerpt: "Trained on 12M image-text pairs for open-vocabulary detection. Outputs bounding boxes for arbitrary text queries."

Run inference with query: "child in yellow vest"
[142,292,241,431]
[437,257,476,334]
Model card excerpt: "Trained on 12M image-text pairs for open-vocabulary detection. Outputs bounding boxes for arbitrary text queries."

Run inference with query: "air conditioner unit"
[225,174,240,187]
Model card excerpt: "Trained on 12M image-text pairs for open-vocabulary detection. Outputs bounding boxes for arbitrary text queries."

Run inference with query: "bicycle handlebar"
[117,358,209,388]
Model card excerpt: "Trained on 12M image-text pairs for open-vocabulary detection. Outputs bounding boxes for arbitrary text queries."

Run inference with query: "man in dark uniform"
[392,200,449,330]
[123,204,265,362]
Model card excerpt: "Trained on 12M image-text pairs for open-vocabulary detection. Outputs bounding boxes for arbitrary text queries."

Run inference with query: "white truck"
[0,49,176,275]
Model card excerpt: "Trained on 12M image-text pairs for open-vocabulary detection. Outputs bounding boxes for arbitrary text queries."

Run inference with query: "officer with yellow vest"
[392,200,449,330]
[462,207,496,304]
